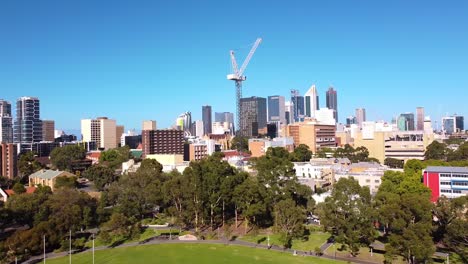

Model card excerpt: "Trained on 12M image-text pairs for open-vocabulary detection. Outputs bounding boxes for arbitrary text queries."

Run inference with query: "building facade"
[0,143,17,179]
[141,129,184,157]
[416,107,425,131]
[14,97,42,144]
[305,85,319,118]
[202,105,212,135]
[355,108,366,128]
[81,117,117,150]
[286,122,336,152]
[291,90,304,122]
[267,95,286,125]
[398,113,415,131]
[42,120,55,141]
[326,87,338,122]
[423,166,468,202]
[142,120,157,131]
[239,96,267,137]
[0,100,13,143]
[442,115,464,134]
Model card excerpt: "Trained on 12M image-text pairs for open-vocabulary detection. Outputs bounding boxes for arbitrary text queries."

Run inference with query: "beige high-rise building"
[81,117,117,150]
[285,122,336,153]
[116,125,124,147]
[142,120,157,131]
[416,107,425,131]
[42,120,55,141]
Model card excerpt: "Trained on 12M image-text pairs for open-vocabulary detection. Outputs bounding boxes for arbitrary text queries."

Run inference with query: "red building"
[423,166,468,202]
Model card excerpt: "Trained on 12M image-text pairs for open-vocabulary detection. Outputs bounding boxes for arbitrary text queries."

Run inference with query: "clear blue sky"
[1,0,467,132]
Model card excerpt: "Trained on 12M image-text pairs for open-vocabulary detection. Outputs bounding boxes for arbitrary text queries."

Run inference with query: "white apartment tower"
[81,117,117,150]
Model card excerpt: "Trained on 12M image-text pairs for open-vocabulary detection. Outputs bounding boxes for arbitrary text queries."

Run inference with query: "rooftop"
[29,169,70,180]
[425,166,468,174]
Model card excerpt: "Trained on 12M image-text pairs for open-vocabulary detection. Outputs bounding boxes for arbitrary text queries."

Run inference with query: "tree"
[54,176,78,189]
[99,146,131,170]
[50,145,86,171]
[403,159,424,175]
[318,177,375,256]
[138,159,163,174]
[434,196,468,261]
[99,212,140,244]
[290,144,312,162]
[82,165,117,191]
[274,199,306,248]
[384,158,404,169]
[230,136,249,152]
[12,183,25,194]
[18,152,42,177]
[424,141,447,160]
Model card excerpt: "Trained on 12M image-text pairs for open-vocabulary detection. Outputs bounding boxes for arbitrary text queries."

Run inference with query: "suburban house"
[29,169,76,191]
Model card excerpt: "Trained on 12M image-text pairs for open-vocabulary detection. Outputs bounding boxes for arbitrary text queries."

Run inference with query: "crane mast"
[227,38,262,136]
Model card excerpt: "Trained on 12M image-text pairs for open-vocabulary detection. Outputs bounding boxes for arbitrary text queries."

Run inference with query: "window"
[375,180,380,184]
[440,182,451,185]
[366,179,371,183]
[441,189,452,193]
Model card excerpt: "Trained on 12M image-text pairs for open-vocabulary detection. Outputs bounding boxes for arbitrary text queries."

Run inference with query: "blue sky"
[0,0,467,132]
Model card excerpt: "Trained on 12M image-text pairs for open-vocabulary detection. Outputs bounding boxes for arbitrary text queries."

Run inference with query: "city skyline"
[0,1,467,131]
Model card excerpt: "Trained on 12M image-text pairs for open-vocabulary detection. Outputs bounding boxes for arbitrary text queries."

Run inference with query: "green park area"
[47,243,344,264]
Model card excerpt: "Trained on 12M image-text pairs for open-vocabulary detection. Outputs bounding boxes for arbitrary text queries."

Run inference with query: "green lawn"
[324,244,406,264]
[47,243,345,264]
[240,231,330,251]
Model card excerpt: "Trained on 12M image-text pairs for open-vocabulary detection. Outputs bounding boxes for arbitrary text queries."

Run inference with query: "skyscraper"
[267,96,286,124]
[81,117,117,150]
[397,113,415,131]
[326,87,338,122]
[291,90,304,122]
[355,108,366,128]
[304,84,319,118]
[202,105,212,135]
[14,97,42,144]
[42,120,55,141]
[215,112,235,132]
[0,100,13,143]
[285,101,293,125]
[239,96,267,137]
[416,107,425,131]
[346,116,357,127]
[442,115,464,134]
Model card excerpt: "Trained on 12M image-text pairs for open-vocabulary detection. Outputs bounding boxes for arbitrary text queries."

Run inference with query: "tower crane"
[227,38,262,136]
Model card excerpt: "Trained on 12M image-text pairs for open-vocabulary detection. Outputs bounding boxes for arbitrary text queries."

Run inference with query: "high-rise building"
[202,105,212,135]
[0,143,18,179]
[285,101,293,125]
[397,113,415,131]
[116,125,124,147]
[291,90,304,122]
[267,96,286,124]
[326,87,338,122]
[14,97,42,144]
[239,96,267,137]
[81,117,117,150]
[142,120,157,131]
[355,108,366,128]
[191,120,204,137]
[0,100,13,143]
[416,107,425,131]
[304,85,319,118]
[142,129,184,157]
[442,115,465,134]
[286,122,336,153]
[175,112,192,132]
[42,120,55,142]
[346,116,357,127]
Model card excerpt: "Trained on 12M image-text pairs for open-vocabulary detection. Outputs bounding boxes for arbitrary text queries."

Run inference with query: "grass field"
[47,243,345,264]
[240,231,330,251]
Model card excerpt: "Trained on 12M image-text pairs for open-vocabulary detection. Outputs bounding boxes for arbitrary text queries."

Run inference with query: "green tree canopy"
[318,177,375,256]
[18,152,42,177]
[99,146,131,170]
[83,165,117,191]
[230,136,249,152]
[424,141,447,160]
[290,144,312,162]
[54,176,78,189]
[50,145,87,172]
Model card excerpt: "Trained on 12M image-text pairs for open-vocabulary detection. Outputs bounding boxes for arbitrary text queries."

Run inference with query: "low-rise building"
[248,137,294,158]
[423,166,468,202]
[334,162,385,194]
[29,169,76,191]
